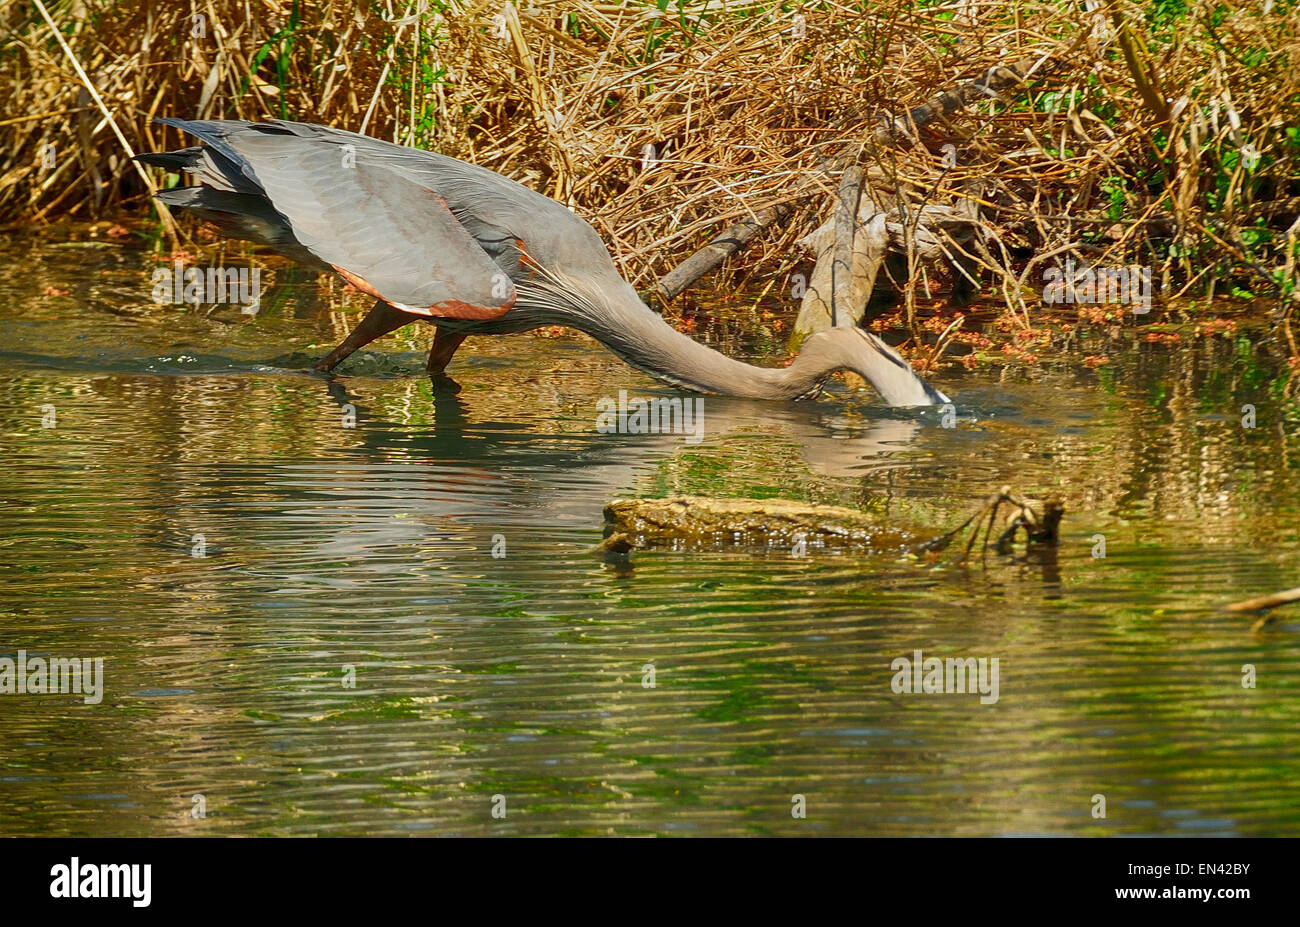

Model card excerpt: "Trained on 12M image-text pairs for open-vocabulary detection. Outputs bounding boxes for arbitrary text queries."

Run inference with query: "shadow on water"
[1,231,1298,836]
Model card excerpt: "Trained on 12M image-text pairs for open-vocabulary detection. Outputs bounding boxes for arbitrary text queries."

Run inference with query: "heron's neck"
[570,282,825,400]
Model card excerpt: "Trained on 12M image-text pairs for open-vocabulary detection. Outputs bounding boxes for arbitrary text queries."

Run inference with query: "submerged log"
[601,488,1063,558]
[603,496,933,554]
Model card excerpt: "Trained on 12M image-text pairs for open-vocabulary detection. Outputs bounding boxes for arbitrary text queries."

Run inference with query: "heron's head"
[798,327,949,407]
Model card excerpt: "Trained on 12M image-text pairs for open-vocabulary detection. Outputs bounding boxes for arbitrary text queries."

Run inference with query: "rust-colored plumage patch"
[330,264,514,320]
[332,265,386,302]
[427,296,514,320]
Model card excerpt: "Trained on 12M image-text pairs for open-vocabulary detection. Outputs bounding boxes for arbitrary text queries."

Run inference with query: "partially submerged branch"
[1226,586,1300,632]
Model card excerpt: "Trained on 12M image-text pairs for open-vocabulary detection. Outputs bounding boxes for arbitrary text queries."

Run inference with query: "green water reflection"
[0,231,1297,836]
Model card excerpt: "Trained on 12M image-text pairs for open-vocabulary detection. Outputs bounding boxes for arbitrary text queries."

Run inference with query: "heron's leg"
[426,328,468,374]
[314,300,417,373]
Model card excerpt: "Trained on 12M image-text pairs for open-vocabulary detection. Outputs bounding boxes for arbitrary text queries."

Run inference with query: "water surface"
[1,232,1297,836]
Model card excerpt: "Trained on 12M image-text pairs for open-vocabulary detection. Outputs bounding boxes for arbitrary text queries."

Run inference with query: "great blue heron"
[138,119,948,406]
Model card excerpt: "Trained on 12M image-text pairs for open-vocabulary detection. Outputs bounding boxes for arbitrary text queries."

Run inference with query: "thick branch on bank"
[651,56,1056,304]
[790,197,981,347]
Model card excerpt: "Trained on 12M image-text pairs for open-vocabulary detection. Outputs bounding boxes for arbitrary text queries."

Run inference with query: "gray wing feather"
[153,119,513,312]
[242,121,618,285]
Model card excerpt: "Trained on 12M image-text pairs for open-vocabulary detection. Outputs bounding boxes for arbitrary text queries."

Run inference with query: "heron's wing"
[154,119,513,316]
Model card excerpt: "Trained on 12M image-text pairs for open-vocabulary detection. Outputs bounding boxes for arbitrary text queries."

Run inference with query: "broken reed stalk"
[359,1,420,134]
[931,485,1063,564]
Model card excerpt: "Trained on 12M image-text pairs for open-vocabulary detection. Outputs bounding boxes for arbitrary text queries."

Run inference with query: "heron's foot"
[312,299,415,376]
[313,343,353,374]
[427,372,462,395]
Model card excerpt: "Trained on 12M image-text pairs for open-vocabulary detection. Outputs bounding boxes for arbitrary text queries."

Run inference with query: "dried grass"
[2,0,1298,332]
